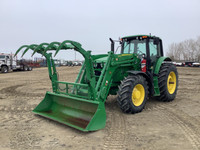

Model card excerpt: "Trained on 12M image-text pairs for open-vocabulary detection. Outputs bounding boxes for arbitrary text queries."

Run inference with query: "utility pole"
[75,51,76,60]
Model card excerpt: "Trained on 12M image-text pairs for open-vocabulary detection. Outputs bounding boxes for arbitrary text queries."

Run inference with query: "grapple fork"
[15,40,106,131]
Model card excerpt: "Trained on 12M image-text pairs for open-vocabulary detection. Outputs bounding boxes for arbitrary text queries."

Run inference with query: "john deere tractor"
[15,35,178,131]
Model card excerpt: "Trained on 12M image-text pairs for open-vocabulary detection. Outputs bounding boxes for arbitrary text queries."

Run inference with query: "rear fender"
[154,57,172,75]
[153,57,172,96]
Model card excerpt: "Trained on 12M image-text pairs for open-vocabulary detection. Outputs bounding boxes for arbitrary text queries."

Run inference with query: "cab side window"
[123,42,129,53]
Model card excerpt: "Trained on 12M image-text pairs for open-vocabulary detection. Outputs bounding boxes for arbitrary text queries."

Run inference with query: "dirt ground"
[0,66,200,150]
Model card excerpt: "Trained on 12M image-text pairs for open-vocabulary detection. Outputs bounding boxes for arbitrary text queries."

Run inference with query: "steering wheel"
[137,50,144,58]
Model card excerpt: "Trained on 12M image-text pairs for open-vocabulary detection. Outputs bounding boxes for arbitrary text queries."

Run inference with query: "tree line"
[167,36,200,62]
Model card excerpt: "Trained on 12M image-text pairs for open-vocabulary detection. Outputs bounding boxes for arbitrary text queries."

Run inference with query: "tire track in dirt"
[103,111,156,150]
[9,126,42,150]
[0,84,24,95]
[8,125,63,150]
[0,82,47,126]
[0,105,35,112]
[0,114,44,126]
[103,97,128,150]
[103,111,126,150]
[103,98,156,150]
[151,104,200,150]
[0,84,45,97]
[0,114,44,125]
[0,105,44,125]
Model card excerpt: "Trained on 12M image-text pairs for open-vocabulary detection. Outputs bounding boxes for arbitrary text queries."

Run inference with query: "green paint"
[15,35,172,132]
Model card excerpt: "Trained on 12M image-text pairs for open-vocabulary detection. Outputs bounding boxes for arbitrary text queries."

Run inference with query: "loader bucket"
[33,92,106,131]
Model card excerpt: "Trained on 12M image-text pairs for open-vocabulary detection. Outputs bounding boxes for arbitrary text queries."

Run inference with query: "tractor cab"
[120,35,164,71]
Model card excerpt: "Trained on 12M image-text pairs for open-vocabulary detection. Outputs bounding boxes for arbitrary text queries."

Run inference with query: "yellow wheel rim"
[167,71,176,94]
[132,84,145,106]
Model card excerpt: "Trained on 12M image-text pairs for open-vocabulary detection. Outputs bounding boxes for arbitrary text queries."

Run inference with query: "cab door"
[148,38,162,71]
[6,55,11,66]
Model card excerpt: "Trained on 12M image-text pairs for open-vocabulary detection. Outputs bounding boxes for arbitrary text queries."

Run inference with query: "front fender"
[127,71,150,79]
[127,71,153,94]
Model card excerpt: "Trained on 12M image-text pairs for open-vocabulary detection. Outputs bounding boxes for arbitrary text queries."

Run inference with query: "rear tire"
[28,66,32,71]
[1,66,8,73]
[23,65,28,71]
[157,63,178,102]
[117,75,149,113]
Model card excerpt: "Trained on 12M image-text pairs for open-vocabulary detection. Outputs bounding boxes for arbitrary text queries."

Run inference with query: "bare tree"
[196,36,200,61]
[167,36,200,62]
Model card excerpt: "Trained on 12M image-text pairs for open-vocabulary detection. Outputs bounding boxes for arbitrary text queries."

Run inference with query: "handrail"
[56,81,89,87]
[56,81,89,99]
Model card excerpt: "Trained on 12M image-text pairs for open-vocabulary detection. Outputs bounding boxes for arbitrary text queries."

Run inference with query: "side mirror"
[119,37,122,44]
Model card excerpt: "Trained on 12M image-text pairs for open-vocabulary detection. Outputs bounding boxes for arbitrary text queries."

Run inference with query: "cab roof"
[122,34,161,40]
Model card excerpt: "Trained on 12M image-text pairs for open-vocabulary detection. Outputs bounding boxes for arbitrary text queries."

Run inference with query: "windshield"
[0,55,5,59]
[122,39,146,56]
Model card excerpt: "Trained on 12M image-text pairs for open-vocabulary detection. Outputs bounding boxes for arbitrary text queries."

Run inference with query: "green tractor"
[15,35,178,131]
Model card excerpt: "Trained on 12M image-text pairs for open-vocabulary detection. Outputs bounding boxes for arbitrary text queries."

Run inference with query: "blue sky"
[0,0,200,60]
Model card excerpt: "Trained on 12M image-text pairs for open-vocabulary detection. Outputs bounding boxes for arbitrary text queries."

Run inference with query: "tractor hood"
[93,53,139,64]
[95,56,108,63]
[92,54,108,63]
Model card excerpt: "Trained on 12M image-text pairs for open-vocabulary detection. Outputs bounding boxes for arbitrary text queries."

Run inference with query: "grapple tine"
[31,47,39,57]
[29,44,39,50]
[43,42,60,55]
[54,40,75,57]
[21,44,38,57]
[14,45,29,57]
[21,47,30,57]
[32,43,49,56]
[54,42,66,57]
[41,43,49,54]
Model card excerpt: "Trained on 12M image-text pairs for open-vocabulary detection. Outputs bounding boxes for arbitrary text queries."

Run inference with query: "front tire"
[1,66,8,73]
[157,63,178,102]
[117,75,149,113]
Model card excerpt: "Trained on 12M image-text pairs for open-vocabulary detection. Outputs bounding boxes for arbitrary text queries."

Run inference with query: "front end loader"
[15,35,178,131]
